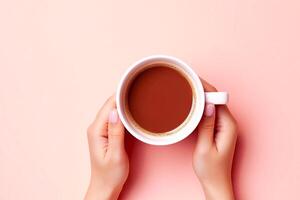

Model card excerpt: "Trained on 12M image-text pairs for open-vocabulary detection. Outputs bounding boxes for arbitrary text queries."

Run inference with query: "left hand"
[85,96,129,200]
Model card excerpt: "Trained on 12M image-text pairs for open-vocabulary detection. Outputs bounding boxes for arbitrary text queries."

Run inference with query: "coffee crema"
[126,64,193,134]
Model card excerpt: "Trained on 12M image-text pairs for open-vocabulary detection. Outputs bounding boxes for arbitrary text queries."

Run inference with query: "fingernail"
[109,109,118,124]
[204,104,215,117]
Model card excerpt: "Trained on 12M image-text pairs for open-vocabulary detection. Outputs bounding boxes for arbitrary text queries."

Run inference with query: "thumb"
[196,104,216,151]
[108,109,125,152]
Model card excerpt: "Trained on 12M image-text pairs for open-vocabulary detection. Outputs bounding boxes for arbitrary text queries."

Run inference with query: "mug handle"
[205,92,229,105]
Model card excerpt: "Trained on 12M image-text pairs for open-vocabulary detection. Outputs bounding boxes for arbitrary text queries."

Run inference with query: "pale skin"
[85,79,237,200]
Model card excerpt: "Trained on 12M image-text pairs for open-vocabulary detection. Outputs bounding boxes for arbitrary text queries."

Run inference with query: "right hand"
[193,79,237,200]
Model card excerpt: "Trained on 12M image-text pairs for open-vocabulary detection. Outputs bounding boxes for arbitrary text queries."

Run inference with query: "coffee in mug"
[116,55,228,145]
[126,63,193,135]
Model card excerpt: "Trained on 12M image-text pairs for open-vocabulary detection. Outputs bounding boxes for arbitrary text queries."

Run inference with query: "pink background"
[1,0,299,199]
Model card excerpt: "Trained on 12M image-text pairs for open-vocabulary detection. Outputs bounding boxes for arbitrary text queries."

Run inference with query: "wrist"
[201,177,234,200]
[85,180,123,200]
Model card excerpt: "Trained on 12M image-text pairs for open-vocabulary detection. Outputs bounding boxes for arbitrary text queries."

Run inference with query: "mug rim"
[116,55,205,145]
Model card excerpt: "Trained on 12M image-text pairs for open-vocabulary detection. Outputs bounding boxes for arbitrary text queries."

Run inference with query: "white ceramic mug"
[116,55,228,145]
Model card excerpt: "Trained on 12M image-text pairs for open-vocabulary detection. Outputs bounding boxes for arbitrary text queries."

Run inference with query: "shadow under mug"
[116,55,228,145]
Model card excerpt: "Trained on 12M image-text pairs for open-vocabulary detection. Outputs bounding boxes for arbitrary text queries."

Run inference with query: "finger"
[195,78,217,151]
[108,109,125,153]
[199,77,218,92]
[87,95,116,159]
[196,104,216,151]
[215,105,238,152]
[87,95,115,139]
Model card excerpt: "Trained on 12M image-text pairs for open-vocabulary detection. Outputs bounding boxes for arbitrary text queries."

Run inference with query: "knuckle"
[226,119,238,139]
[104,96,112,104]
[105,95,115,106]
[193,153,210,168]
[229,119,238,133]
[210,85,217,92]
[224,114,237,131]
[87,125,96,137]
[194,147,211,159]
[204,83,217,92]
[110,153,124,164]
[197,151,210,159]
[231,115,238,126]
[200,78,218,92]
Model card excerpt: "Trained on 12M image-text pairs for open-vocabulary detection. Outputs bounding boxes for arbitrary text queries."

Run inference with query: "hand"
[193,79,237,200]
[85,96,129,200]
